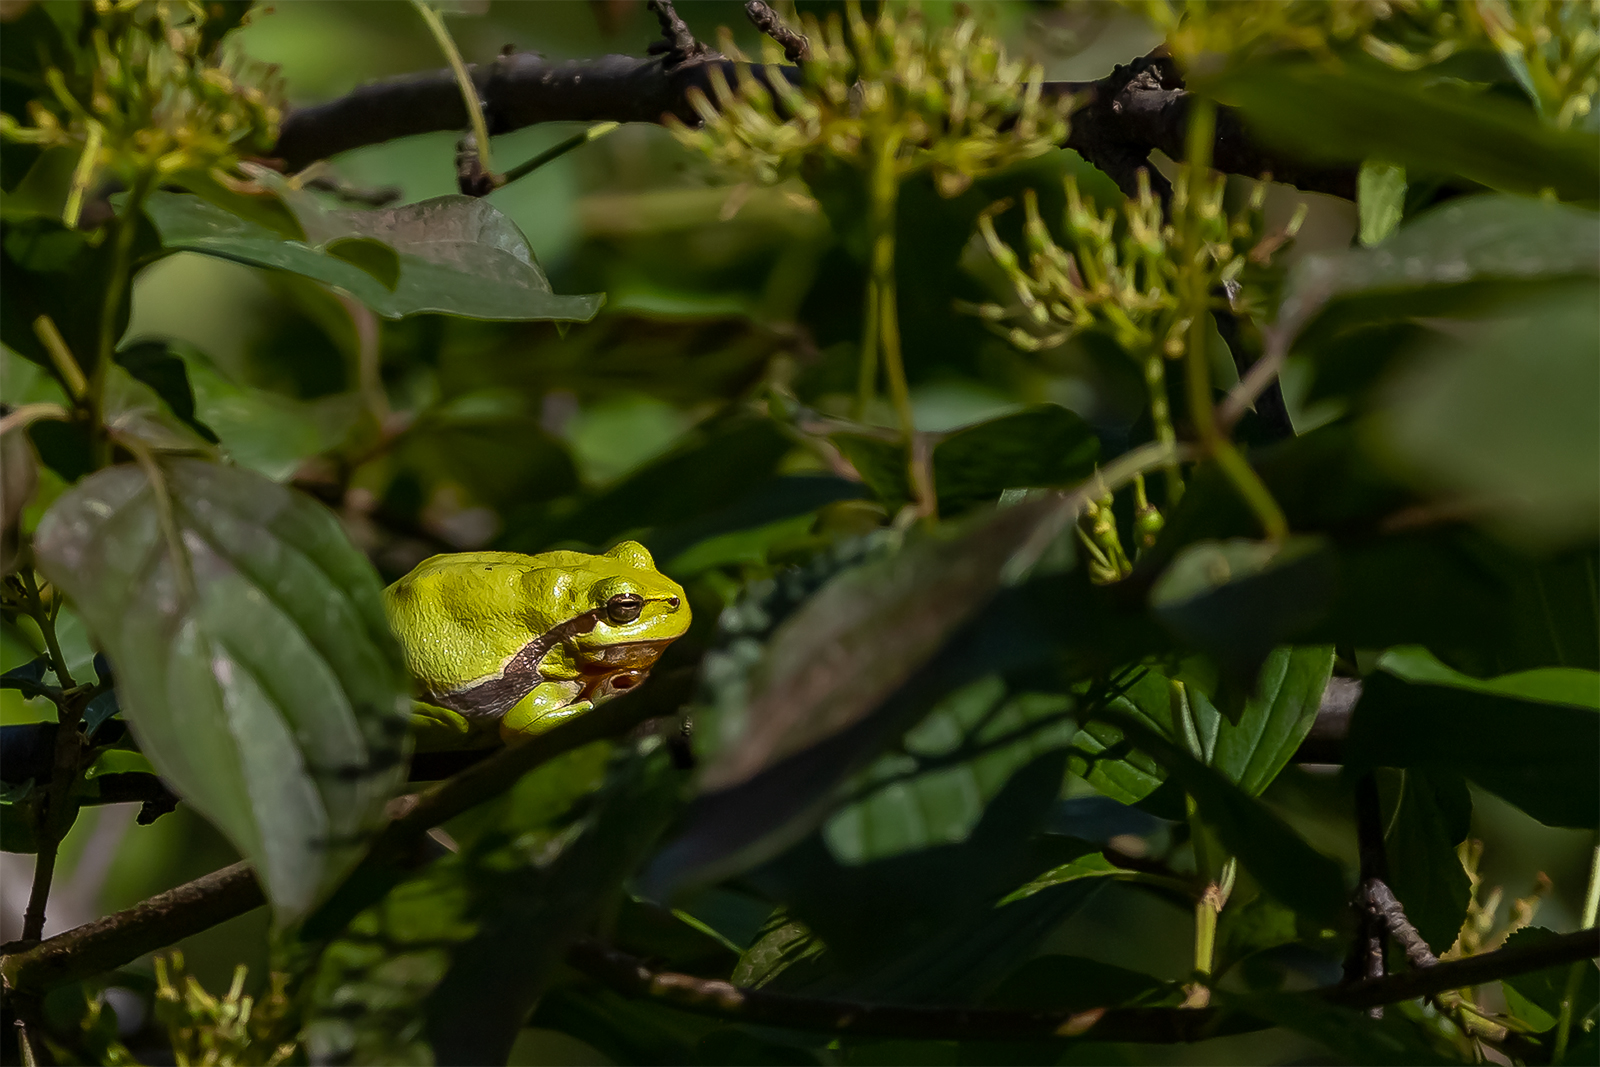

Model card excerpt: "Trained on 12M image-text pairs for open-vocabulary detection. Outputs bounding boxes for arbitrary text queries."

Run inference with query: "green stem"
[19,569,75,690]
[854,275,880,421]
[1143,350,1183,506]
[500,122,619,186]
[17,569,86,944]
[91,170,153,470]
[1553,842,1600,1064]
[413,0,494,180]
[1179,99,1286,543]
[866,132,929,517]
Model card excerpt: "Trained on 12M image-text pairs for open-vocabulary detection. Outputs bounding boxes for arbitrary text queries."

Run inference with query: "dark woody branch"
[271,43,1355,203]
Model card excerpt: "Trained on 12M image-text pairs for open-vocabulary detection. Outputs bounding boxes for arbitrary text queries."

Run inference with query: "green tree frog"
[384,541,690,747]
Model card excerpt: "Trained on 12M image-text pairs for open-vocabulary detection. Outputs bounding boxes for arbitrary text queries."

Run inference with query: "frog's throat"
[421,608,671,720]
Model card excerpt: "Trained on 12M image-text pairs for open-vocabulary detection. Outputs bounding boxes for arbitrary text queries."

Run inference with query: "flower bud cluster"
[968,169,1303,360]
[0,1,283,207]
[669,3,1071,195]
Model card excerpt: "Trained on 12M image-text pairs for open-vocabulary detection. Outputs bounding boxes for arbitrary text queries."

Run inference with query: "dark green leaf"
[932,405,1100,515]
[831,433,910,513]
[823,676,1075,864]
[833,406,1100,517]
[1150,538,1337,680]
[0,657,54,699]
[1367,281,1600,549]
[139,191,603,322]
[34,458,412,919]
[646,497,1076,895]
[115,341,220,443]
[323,236,401,290]
[1346,668,1599,828]
[1096,712,1349,925]
[303,744,676,1066]
[1222,990,1454,1065]
[1207,59,1600,202]
[1499,927,1599,1033]
[1209,646,1335,796]
[1377,768,1472,954]
[985,955,1168,1011]
[1279,195,1598,340]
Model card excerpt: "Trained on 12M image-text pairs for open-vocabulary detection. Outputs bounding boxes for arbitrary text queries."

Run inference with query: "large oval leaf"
[34,458,412,919]
[140,191,603,323]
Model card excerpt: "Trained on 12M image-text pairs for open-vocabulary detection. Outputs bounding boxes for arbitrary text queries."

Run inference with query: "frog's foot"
[411,701,497,752]
[499,699,594,744]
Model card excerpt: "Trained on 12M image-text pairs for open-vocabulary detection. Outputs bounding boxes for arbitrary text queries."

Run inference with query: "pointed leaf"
[139,191,603,322]
[34,458,412,919]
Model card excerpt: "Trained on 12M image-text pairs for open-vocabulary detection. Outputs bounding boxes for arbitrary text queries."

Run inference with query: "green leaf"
[302,745,682,1066]
[139,191,603,322]
[1095,711,1348,925]
[1367,281,1600,550]
[1223,990,1454,1065]
[931,405,1100,515]
[1357,160,1406,247]
[646,497,1076,895]
[175,346,359,481]
[1209,646,1335,796]
[1068,648,1333,807]
[1376,768,1472,955]
[1205,58,1600,202]
[1278,195,1599,342]
[986,955,1169,1011]
[1346,669,1599,828]
[114,341,220,443]
[833,406,1101,516]
[822,675,1076,865]
[322,236,401,290]
[1499,927,1600,1033]
[1150,538,1336,680]
[33,458,412,919]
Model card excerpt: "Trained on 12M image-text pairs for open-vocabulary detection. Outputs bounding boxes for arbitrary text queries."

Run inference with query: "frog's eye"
[606,593,645,624]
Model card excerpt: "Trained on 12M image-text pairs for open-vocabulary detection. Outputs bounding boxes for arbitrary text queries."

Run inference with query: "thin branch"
[563,929,1600,1043]
[2,863,263,994]
[1364,878,1440,971]
[647,1,712,66]
[0,670,695,993]
[745,1,809,62]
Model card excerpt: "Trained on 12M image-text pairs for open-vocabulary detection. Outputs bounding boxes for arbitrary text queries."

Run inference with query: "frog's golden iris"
[383,541,690,747]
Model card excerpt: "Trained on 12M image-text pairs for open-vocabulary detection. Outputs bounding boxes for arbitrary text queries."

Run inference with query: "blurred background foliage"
[1,1,1597,1065]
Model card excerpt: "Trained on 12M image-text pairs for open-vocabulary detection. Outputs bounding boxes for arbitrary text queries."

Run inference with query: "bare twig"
[745,1,809,62]
[1364,878,1440,971]
[1347,772,1390,1017]
[647,0,712,66]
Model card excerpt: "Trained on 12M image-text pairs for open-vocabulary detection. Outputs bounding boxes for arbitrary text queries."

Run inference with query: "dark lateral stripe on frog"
[424,608,606,719]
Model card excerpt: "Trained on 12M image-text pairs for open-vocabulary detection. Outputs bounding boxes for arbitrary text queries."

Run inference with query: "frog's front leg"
[499,680,591,743]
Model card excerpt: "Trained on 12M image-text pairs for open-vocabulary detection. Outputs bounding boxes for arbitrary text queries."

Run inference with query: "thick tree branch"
[271,48,1355,203]
[0,669,694,994]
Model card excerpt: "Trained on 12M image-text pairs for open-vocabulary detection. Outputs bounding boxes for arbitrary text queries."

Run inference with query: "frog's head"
[553,541,690,671]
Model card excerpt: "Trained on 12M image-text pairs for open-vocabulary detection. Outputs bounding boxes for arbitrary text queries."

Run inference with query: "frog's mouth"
[573,639,675,671]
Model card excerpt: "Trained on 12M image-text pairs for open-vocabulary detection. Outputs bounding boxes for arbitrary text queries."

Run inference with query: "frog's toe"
[499,699,594,744]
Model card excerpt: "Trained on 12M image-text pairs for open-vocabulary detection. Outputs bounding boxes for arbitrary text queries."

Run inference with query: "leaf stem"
[91,171,154,470]
[1143,350,1183,505]
[414,0,495,182]
[1553,841,1600,1063]
[17,569,87,945]
[500,122,619,186]
[1179,99,1287,543]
